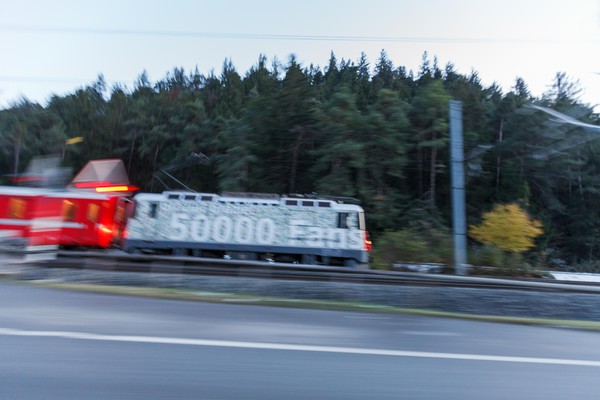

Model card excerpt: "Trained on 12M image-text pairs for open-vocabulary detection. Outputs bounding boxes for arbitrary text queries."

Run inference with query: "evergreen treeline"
[1,51,599,268]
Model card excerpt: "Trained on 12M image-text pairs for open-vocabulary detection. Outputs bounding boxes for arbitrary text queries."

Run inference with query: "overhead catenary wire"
[3,24,598,44]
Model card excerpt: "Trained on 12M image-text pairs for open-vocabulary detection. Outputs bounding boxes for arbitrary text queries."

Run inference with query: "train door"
[140,199,161,239]
[59,197,79,246]
[96,200,109,248]
[112,197,132,246]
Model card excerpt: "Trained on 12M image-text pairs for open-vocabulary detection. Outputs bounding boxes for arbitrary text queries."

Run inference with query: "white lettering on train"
[256,218,275,244]
[168,214,361,249]
[170,213,188,241]
[191,215,210,241]
[213,216,232,242]
[234,217,253,243]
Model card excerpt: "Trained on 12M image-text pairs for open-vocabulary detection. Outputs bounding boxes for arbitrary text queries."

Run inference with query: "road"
[1,280,600,399]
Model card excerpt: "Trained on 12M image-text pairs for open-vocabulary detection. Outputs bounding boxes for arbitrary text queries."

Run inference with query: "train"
[122,191,372,268]
[0,159,372,268]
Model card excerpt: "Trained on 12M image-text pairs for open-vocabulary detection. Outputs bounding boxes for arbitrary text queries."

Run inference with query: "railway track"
[25,250,600,294]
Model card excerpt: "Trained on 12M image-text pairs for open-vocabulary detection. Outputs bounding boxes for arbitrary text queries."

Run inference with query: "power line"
[1,24,598,44]
[0,75,100,84]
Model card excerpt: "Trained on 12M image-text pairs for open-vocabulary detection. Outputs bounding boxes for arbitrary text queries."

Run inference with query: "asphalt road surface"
[1,280,600,399]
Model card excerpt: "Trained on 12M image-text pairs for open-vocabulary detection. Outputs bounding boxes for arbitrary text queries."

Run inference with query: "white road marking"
[222,298,262,302]
[1,326,599,367]
[398,330,463,337]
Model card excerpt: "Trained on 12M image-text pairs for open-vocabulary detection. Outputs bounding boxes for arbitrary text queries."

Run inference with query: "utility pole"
[449,100,467,275]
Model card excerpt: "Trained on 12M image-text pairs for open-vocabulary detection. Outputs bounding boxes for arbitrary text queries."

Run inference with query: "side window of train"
[61,200,76,222]
[87,204,99,223]
[8,198,26,219]
[337,212,348,229]
[149,202,159,218]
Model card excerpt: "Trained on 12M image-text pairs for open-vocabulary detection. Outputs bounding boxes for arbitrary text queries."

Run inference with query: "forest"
[0,50,599,271]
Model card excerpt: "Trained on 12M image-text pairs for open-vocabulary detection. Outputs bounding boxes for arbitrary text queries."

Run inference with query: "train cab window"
[338,212,359,229]
[8,198,26,219]
[61,200,77,222]
[87,204,99,223]
[148,202,159,218]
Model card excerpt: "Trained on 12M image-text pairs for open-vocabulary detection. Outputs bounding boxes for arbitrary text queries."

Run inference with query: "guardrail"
[24,250,600,294]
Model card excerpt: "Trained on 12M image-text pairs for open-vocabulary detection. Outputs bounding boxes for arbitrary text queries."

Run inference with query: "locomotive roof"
[69,159,131,187]
[147,191,361,204]
[134,191,364,211]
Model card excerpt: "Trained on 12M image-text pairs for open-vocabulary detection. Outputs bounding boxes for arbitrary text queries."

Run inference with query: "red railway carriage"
[0,186,63,250]
[1,159,137,250]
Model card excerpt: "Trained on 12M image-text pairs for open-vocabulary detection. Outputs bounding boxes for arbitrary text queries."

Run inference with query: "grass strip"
[23,280,600,332]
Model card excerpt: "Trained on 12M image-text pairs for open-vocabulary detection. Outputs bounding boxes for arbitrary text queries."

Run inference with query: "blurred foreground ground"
[2,279,600,400]
[3,252,600,323]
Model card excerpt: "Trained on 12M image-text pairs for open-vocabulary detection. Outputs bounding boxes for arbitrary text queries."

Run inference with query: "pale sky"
[1,0,599,110]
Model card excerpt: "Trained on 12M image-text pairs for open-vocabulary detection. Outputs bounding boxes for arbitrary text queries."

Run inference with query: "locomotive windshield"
[337,211,365,230]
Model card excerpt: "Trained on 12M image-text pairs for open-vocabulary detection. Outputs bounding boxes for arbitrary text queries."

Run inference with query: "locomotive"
[122,191,372,268]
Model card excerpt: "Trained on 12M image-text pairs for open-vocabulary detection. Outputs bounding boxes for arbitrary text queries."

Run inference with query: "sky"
[1,0,599,110]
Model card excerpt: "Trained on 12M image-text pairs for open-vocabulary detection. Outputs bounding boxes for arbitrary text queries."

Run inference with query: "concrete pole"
[449,100,467,275]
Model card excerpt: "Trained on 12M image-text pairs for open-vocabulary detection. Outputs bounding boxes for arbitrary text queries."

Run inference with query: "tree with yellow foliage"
[469,204,543,253]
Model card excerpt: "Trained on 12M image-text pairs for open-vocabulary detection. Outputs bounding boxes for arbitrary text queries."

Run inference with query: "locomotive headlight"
[99,225,113,234]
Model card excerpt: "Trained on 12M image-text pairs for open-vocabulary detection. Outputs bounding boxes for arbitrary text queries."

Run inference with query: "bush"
[568,260,600,273]
[468,245,547,277]
[371,228,452,269]
[469,245,504,268]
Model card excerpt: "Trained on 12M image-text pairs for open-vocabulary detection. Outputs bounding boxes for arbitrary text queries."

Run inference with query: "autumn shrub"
[466,203,547,277]
[469,203,543,252]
